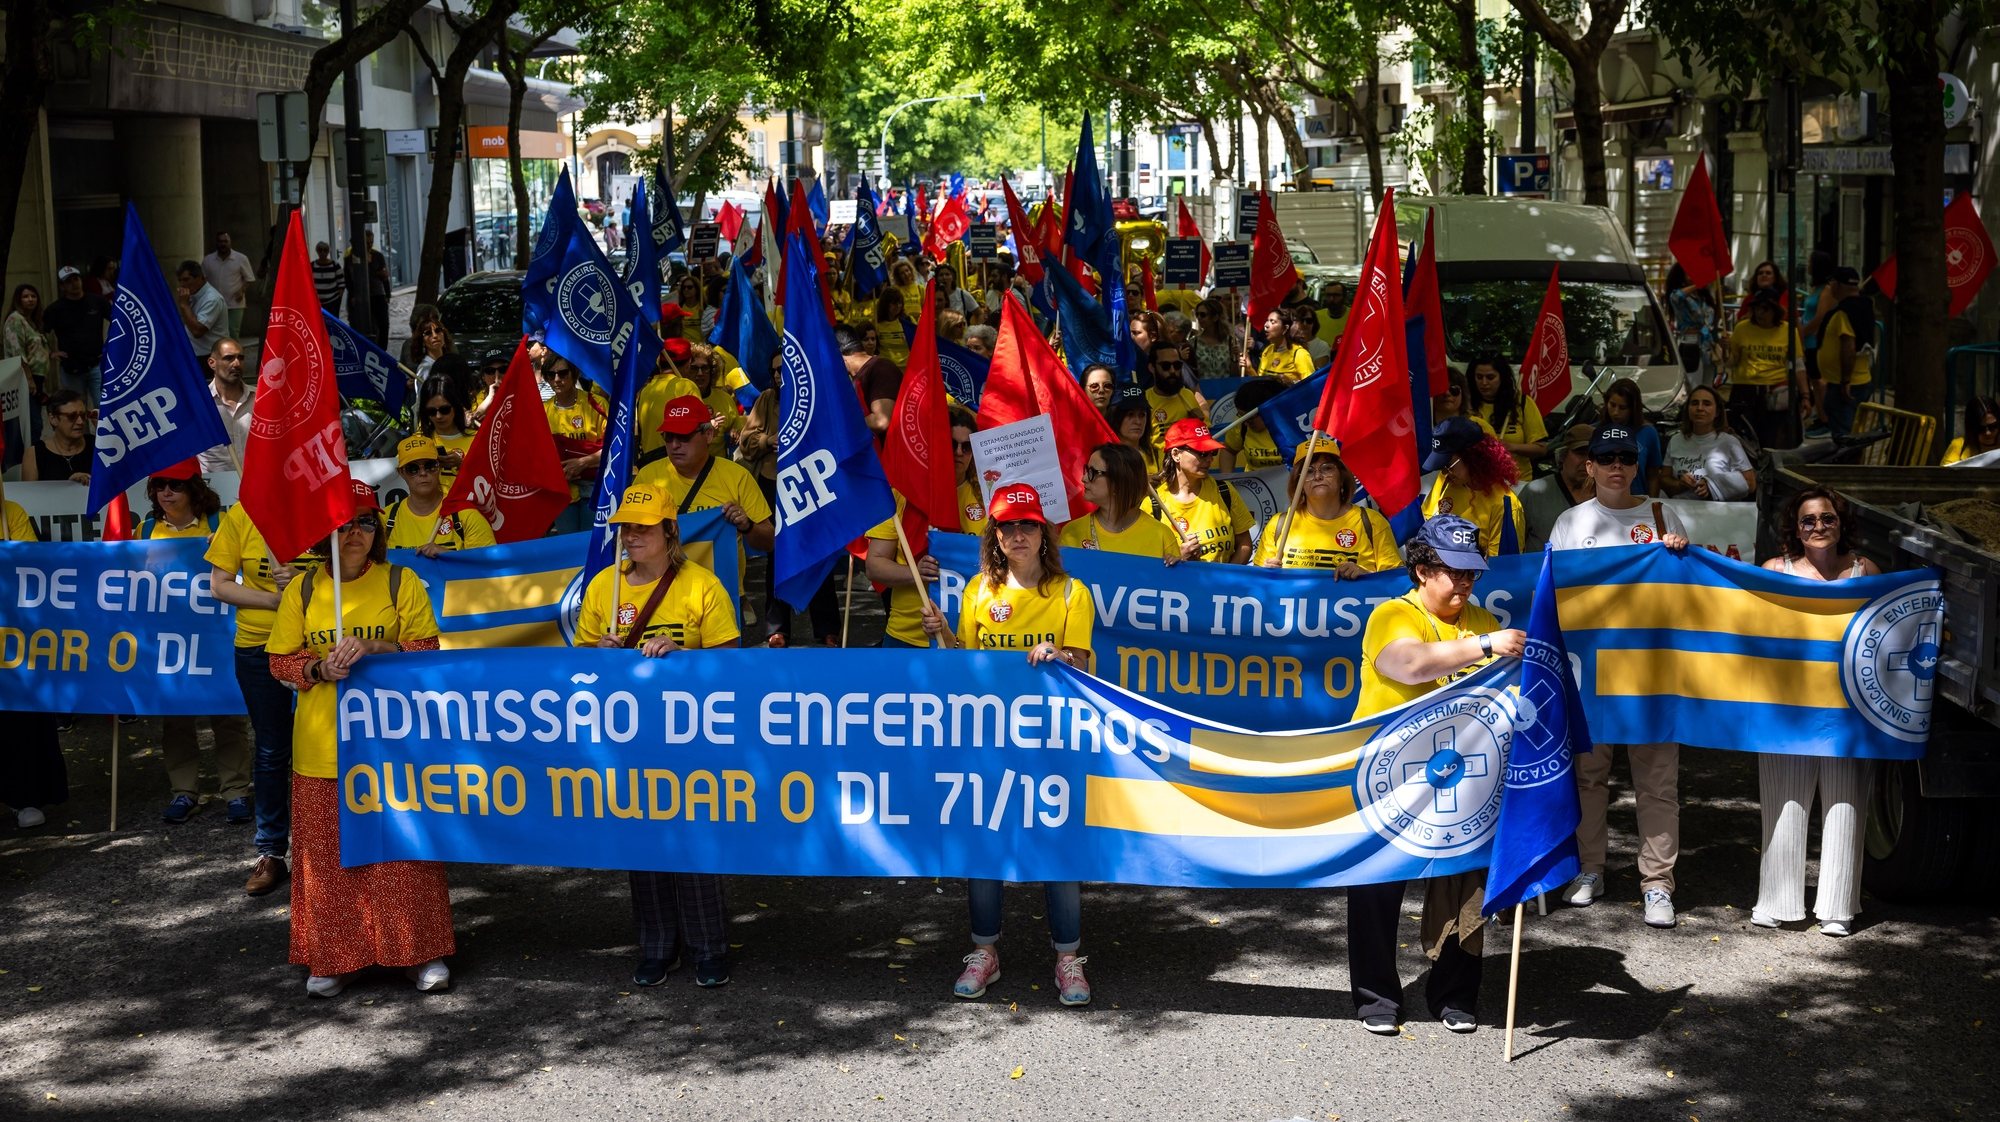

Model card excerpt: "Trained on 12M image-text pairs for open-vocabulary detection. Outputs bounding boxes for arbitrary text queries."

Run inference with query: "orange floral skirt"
[289,775,456,976]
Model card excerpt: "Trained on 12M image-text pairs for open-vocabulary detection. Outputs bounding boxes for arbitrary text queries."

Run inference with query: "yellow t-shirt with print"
[1224,424,1284,470]
[1148,478,1253,562]
[383,499,496,552]
[1815,310,1873,387]
[636,372,700,458]
[867,485,988,646]
[1059,510,1180,560]
[1473,399,1549,480]
[1253,505,1401,572]
[1728,320,1803,387]
[875,319,910,366]
[546,394,608,501]
[434,430,476,491]
[265,561,439,778]
[956,575,1094,655]
[1145,386,1203,449]
[633,454,773,580]
[2,500,34,542]
[1355,592,1501,719]
[1257,342,1314,383]
[572,562,740,650]
[205,503,312,648]
[1422,474,1525,558]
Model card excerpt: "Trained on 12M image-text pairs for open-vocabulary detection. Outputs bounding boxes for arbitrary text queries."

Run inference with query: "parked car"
[437,270,525,363]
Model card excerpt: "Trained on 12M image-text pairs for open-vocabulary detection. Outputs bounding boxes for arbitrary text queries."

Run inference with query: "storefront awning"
[463,67,585,118]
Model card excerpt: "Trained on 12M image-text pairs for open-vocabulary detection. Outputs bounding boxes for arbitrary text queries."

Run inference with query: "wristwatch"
[1478,634,1493,656]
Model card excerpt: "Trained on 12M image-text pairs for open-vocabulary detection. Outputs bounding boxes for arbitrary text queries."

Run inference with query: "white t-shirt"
[201,250,257,308]
[1548,497,1688,550]
[1664,430,1756,500]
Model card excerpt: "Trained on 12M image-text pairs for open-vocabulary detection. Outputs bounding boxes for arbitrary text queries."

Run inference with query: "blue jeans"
[61,362,102,406]
[969,880,1081,953]
[234,645,295,857]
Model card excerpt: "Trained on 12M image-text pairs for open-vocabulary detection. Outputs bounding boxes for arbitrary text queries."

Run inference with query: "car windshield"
[439,280,523,336]
[1438,279,1671,367]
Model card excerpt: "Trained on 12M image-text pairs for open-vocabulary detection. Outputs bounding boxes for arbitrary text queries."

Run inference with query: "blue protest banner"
[847,182,891,298]
[650,165,686,256]
[623,177,661,328]
[322,310,408,413]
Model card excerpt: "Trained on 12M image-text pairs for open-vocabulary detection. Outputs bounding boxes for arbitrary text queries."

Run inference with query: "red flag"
[240,212,354,560]
[1175,196,1211,281]
[1668,153,1734,288]
[101,492,135,542]
[1002,178,1043,284]
[1140,258,1158,312]
[776,177,833,315]
[1404,208,1450,396]
[914,183,930,227]
[1247,191,1299,327]
[978,296,1117,518]
[439,338,570,542]
[881,279,960,533]
[716,200,744,243]
[1874,192,1996,317]
[1520,265,1572,416]
[923,193,971,262]
[1314,189,1417,516]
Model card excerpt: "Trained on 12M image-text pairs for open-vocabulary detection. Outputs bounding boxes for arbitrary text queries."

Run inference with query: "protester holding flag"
[266,479,451,998]
[383,436,497,555]
[1464,358,1548,481]
[635,396,774,588]
[1349,514,1526,1035]
[1061,443,1179,560]
[1420,418,1525,559]
[1601,378,1663,495]
[1218,378,1287,471]
[1664,263,1721,380]
[1149,418,1252,563]
[1254,444,1401,576]
[542,353,608,527]
[920,484,1093,1007]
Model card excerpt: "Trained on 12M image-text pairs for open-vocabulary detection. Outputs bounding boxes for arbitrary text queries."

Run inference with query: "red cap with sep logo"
[987,483,1047,524]
[658,394,710,435]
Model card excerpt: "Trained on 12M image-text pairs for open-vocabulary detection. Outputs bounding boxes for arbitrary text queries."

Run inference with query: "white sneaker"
[1562,872,1603,906]
[1819,920,1852,938]
[1643,888,1676,928]
[15,807,45,828]
[1750,910,1779,929]
[407,959,451,992]
[306,973,350,998]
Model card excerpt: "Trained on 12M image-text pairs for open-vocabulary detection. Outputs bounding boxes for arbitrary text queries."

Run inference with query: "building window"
[597,151,630,193]
[1411,45,1433,87]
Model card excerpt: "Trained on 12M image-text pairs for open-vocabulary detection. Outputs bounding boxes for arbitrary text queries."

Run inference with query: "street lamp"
[880,92,986,191]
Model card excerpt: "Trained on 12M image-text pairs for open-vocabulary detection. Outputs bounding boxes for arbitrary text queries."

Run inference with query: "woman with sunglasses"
[1465,357,1547,481]
[410,318,454,385]
[20,389,92,483]
[542,353,608,532]
[1754,488,1880,937]
[1348,514,1525,1036]
[466,349,511,424]
[1082,364,1117,413]
[1241,307,1313,383]
[383,435,496,556]
[1420,418,1526,559]
[1255,443,1401,576]
[1063,442,1179,560]
[869,407,988,647]
[1942,395,2000,464]
[1190,298,1239,381]
[684,343,744,449]
[266,479,452,998]
[1660,385,1756,501]
[1150,417,1252,563]
[138,459,251,827]
[920,484,1095,1007]
[414,372,474,490]
[674,275,707,343]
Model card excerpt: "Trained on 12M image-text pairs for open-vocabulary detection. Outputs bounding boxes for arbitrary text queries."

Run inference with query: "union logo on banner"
[556,263,617,346]
[1346,271,1392,391]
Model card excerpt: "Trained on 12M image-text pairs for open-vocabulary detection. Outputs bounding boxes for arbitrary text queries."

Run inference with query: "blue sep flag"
[1483,550,1586,914]
[88,204,232,516]
[623,177,661,328]
[936,336,990,410]
[847,182,891,297]
[522,167,578,335]
[710,256,780,401]
[650,165,686,256]
[1261,366,1331,463]
[322,310,407,413]
[581,239,661,590]
[1065,113,1111,265]
[1043,259,1117,377]
[806,177,829,235]
[771,228,895,610]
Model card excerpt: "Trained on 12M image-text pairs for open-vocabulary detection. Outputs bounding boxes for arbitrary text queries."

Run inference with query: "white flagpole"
[1502,901,1526,1062]
[329,527,345,654]
[610,527,623,642]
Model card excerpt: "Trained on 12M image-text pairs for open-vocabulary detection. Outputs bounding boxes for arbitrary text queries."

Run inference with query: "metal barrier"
[1852,402,1937,467]
[1944,343,2000,446]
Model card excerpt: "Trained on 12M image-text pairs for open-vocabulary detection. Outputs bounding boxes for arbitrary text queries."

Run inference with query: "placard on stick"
[969,413,1071,525]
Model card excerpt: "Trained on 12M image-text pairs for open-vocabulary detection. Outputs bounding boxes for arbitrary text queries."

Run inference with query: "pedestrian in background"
[200,231,257,337]
[310,241,345,317]
[45,265,110,405]
[173,261,227,359]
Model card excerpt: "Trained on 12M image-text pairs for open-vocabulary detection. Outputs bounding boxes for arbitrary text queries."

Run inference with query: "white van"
[1392,196,1685,418]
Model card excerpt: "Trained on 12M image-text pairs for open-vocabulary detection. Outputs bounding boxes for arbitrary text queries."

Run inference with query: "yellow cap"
[397,434,442,468]
[1292,435,1342,466]
[608,483,676,527]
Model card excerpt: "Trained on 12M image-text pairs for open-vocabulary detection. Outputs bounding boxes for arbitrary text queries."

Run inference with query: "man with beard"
[1518,423,1595,551]
[1142,340,1206,455]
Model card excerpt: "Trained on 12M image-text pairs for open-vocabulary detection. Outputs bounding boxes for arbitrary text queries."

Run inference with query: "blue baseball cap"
[1423,416,1485,473]
[1588,423,1640,456]
[1415,514,1487,571]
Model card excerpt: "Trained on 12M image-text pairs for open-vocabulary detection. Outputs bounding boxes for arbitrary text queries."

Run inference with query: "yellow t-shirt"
[1815,310,1873,387]
[1257,342,1314,383]
[1224,424,1283,470]
[383,499,496,552]
[1941,437,1982,465]
[1728,320,1803,387]
[545,395,608,444]
[1253,505,1401,572]
[572,562,740,650]
[1059,510,1180,560]
[2,500,36,542]
[701,385,743,441]
[1317,308,1349,343]
[429,429,475,493]
[1423,473,1525,558]
[875,319,910,367]
[1473,399,1549,480]
[633,454,773,579]
[636,372,700,458]
[138,513,216,540]
[1148,478,1253,562]
[1355,592,1501,719]
[1146,387,1204,449]
[265,562,439,779]
[867,484,988,646]
[1155,288,1203,320]
[956,575,1094,654]
[205,503,306,648]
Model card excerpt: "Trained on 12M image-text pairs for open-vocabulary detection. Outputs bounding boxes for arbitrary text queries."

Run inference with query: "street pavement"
[2,629,1995,1119]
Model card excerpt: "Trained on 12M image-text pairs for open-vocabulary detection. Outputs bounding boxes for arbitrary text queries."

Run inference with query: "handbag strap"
[622,566,679,649]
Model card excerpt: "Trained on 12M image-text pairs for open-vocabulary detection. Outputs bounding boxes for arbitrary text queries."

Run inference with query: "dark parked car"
[437,270,525,363]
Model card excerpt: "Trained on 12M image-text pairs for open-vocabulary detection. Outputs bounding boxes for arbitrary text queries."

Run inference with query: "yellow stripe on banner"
[1596,648,1847,708]
[1085,775,1364,837]
[440,621,566,650]
[1558,583,1865,643]
[442,567,582,620]
[1186,726,1377,777]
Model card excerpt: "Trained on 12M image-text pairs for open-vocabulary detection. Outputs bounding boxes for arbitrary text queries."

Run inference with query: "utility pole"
[1520,42,1536,152]
[339,0,373,338]
[785,107,796,187]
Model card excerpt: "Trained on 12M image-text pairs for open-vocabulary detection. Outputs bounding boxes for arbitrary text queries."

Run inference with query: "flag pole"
[1267,429,1320,562]
[609,527,623,641]
[890,515,957,649]
[839,554,855,648]
[329,527,345,652]
[107,716,120,833]
[1502,901,1526,1062]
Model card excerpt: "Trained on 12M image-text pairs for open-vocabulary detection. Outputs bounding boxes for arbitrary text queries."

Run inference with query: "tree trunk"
[1360,44,1386,205]
[413,0,518,306]
[1570,57,1610,207]
[1246,103,1270,189]
[1884,26,1949,428]
[1268,90,1310,184]
[1454,0,1487,195]
[502,60,532,269]
[1199,115,1225,184]
[302,0,430,157]
[0,0,53,286]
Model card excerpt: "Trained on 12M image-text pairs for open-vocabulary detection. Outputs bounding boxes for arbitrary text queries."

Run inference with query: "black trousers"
[630,872,728,962]
[1346,880,1482,1020]
[0,713,68,810]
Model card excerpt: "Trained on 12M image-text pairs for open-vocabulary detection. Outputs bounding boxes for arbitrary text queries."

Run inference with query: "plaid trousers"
[630,872,729,961]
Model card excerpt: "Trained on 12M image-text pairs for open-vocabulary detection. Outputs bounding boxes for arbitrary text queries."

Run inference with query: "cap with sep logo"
[1163,418,1226,453]
[987,483,1048,524]
[610,483,677,526]
[1414,513,1486,571]
[658,394,711,436]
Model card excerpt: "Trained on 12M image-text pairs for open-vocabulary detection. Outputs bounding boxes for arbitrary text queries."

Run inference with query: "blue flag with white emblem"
[522,167,578,336]
[771,228,896,611]
[847,182,892,297]
[936,336,990,411]
[540,197,629,392]
[577,225,660,590]
[321,310,407,413]
[1484,551,1586,915]
[650,165,686,256]
[1261,366,1330,464]
[87,204,233,515]
[709,256,779,400]
[806,177,829,235]
[623,178,661,328]
[1065,114,1111,266]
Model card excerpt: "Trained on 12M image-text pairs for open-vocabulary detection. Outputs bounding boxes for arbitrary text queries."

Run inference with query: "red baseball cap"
[348,477,381,513]
[658,394,711,436]
[987,483,1047,524]
[148,458,202,482]
[659,301,686,324]
[1163,418,1225,453]
[661,336,691,364]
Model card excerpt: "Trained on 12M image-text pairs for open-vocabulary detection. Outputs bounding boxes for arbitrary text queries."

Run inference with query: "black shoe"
[632,957,678,987]
[694,958,730,987]
[1440,1009,1478,1034]
[1360,1013,1399,1036]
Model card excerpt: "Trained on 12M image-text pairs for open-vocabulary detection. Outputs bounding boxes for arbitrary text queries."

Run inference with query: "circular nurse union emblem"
[556,262,616,345]
[102,287,157,402]
[1353,685,1513,860]
[1842,579,1946,742]
[557,568,588,645]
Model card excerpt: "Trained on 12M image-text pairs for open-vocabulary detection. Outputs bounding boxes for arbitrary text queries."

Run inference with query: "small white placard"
[969,413,1071,525]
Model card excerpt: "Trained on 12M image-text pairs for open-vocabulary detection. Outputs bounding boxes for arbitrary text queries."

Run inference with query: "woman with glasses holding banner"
[1755,488,1880,937]
[1254,443,1401,577]
[921,484,1095,1007]
[1063,442,1180,561]
[1149,417,1253,564]
[266,479,452,998]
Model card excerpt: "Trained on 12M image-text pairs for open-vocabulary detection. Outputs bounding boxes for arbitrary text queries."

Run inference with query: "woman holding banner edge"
[921,484,1094,1007]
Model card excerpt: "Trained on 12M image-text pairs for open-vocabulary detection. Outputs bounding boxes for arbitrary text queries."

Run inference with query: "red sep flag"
[1520,265,1572,416]
[440,337,570,542]
[1315,188,1418,516]
[1668,152,1733,288]
[1247,191,1300,328]
[1002,177,1043,284]
[1403,208,1450,397]
[881,278,960,534]
[1873,192,1997,317]
[923,192,971,262]
[240,211,354,561]
[978,295,1116,518]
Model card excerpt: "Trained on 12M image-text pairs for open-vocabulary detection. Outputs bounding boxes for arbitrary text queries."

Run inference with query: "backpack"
[138,511,220,539]
[297,563,405,624]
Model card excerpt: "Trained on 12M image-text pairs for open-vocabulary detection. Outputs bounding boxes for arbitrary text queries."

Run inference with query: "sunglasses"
[1799,513,1840,529]
[481,364,507,376]
[1981,420,2000,434]
[1592,453,1639,467]
[662,430,703,444]
[1176,446,1219,459]
[688,364,716,373]
[404,459,440,475]
[339,516,380,533]
[953,439,974,453]
[1151,359,1183,370]
[149,478,190,493]
[54,410,86,422]
[1433,565,1482,585]
[996,520,1042,535]
[425,405,456,417]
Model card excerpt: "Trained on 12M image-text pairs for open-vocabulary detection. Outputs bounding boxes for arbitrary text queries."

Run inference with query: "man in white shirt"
[175,261,228,357]
[1547,423,1690,930]
[201,231,257,336]
[198,339,255,474]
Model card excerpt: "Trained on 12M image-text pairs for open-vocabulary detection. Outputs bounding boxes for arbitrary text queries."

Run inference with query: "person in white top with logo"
[1548,423,1690,929]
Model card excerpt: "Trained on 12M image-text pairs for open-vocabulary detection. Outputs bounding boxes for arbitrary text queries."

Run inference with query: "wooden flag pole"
[839,554,855,648]
[1502,901,1526,1062]
[107,717,120,833]
[1266,429,1320,563]
[609,527,624,642]
[891,515,957,649]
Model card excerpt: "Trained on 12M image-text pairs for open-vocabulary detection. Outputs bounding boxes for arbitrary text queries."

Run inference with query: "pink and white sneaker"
[1055,955,1091,1006]
[954,949,1000,999]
